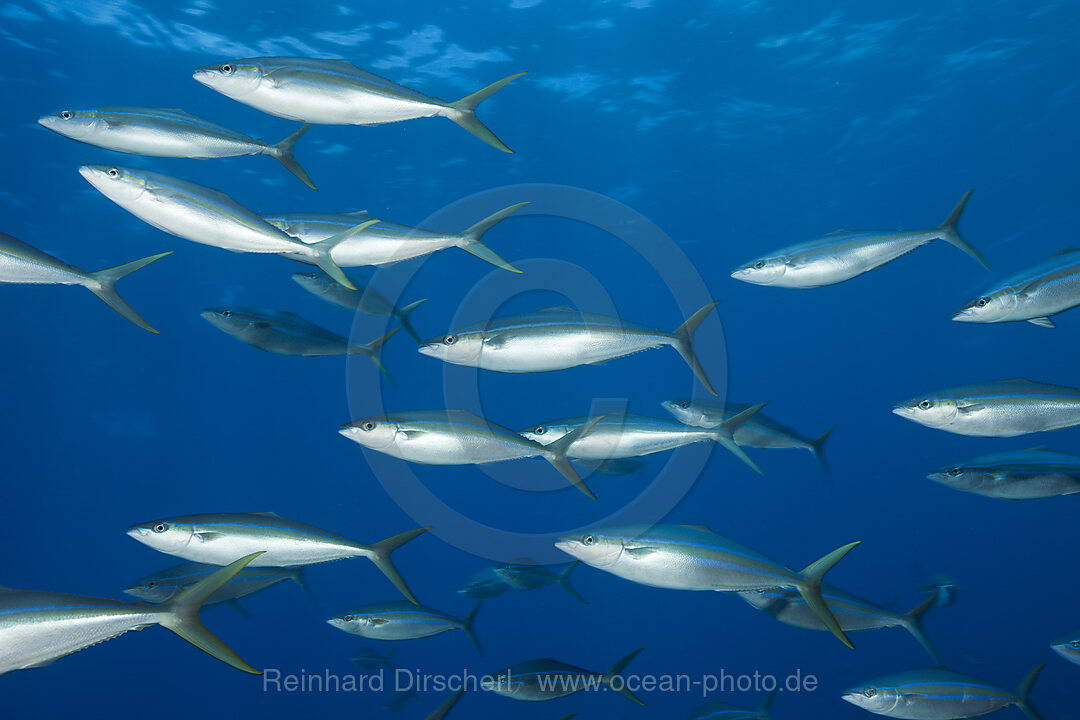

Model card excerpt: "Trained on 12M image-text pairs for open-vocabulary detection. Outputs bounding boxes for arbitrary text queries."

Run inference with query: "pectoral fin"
[624,546,658,558]
[1028,317,1056,328]
[194,531,227,542]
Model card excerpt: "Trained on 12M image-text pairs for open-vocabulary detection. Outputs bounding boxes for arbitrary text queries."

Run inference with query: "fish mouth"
[416,343,438,357]
[553,539,577,554]
[840,692,865,706]
[951,308,976,322]
[126,526,149,539]
[891,405,916,419]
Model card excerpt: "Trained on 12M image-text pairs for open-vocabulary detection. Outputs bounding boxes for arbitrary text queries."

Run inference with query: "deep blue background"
[1,1,1077,717]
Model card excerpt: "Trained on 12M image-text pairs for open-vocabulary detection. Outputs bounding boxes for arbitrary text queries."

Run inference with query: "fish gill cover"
[0,1,1077,718]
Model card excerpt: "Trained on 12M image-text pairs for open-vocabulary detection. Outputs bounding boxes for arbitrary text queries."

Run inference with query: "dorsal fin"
[344,210,371,216]
[825,229,850,235]
[539,306,577,312]
[1050,247,1080,258]
[250,511,281,517]
[1001,378,1035,384]
[680,524,713,532]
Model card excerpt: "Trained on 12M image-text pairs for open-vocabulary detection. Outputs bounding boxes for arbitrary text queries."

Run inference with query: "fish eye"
[679,401,690,408]
[753,260,766,270]
[343,614,354,622]
[107,168,119,178]
[145,581,156,588]
[863,688,877,698]
[221,309,232,318]
[975,298,988,308]
[918,400,933,410]
[534,426,547,435]
[152,522,168,533]
[220,63,233,74]
[60,111,72,119]
[1070,640,1080,649]
[443,335,456,345]
[948,467,963,476]
[362,422,376,431]
[583,534,595,546]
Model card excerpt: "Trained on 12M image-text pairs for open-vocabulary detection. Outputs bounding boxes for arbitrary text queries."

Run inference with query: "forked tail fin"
[268,124,316,190]
[541,416,605,499]
[446,72,527,153]
[1016,664,1045,720]
[902,593,943,664]
[557,561,588,604]
[456,202,530,273]
[462,602,483,656]
[360,527,431,604]
[159,551,264,674]
[938,189,990,270]
[86,251,172,334]
[311,219,381,290]
[601,648,646,706]
[709,402,767,474]
[395,298,428,343]
[671,301,721,396]
[795,541,862,649]
[809,426,835,475]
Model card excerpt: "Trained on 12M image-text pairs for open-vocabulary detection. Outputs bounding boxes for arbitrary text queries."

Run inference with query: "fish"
[574,458,644,476]
[0,552,263,675]
[0,231,169,333]
[555,524,860,649]
[1050,633,1080,667]
[893,379,1080,437]
[124,561,307,608]
[291,271,427,342]
[482,649,645,705]
[38,107,316,189]
[492,562,587,604]
[731,191,989,288]
[927,447,1080,500]
[126,512,429,604]
[419,303,723,396]
[662,399,833,473]
[426,690,465,720]
[953,248,1080,328]
[327,601,482,654]
[922,574,958,608]
[339,410,605,499]
[200,307,397,378]
[383,687,420,713]
[842,665,1045,720]
[77,164,371,290]
[351,646,397,672]
[457,567,514,600]
[267,202,529,272]
[688,691,776,719]
[519,407,767,475]
[738,587,941,662]
[192,57,525,153]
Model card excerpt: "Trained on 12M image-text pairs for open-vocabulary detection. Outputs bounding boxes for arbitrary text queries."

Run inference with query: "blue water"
[2,1,1078,718]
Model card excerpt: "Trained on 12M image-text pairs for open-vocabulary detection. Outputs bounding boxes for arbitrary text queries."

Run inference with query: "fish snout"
[126,525,150,539]
[417,343,439,357]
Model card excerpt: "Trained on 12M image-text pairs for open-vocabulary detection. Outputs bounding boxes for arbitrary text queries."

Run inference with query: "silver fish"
[351,646,397,672]
[126,512,429,604]
[1051,633,1080,667]
[928,447,1080,500]
[739,587,940,662]
[292,271,427,342]
[842,665,1044,720]
[492,562,587,604]
[519,407,767,475]
[556,524,860,648]
[327,601,482,654]
[201,307,396,378]
[954,248,1080,328]
[482,649,644,705]
[0,231,169,333]
[662,399,833,472]
[419,303,722,395]
[38,107,315,189]
[340,410,604,499]
[457,567,514,600]
[688,691,776,720]
[267,203,529,271]
[732,191,988,288]
[894,379,1080,437]
[78,164,372,290]
[0,552,262,675]
[426,690,465,720]
[193,57,525,153]
[124,561,306,606]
